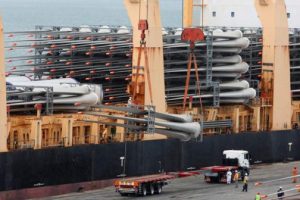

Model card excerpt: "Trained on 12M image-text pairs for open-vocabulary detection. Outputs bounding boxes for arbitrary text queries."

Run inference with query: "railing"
[72,135,97,145]
[41,137,67,148]
[7,140,35,150]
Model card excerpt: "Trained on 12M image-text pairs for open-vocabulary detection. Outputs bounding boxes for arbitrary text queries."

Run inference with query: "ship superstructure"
[197,0,300,28]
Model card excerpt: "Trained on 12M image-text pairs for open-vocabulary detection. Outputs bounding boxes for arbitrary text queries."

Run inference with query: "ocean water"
[0,0,182,32]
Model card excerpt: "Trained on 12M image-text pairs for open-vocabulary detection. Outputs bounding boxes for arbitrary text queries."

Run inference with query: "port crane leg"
[0,17,8,152]
[255,0,292,130]
[124,0,166,140]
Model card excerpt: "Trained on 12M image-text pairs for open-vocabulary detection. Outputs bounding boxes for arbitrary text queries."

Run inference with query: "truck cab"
[223,150,250,170]
[201,150,251,183]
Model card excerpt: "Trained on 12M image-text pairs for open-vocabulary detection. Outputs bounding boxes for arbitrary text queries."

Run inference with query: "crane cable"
[180,0,204,114]
[182,48,203,113]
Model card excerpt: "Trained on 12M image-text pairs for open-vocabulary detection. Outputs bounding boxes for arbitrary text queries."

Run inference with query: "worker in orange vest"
[292,167,298,183]
[233,170,239,188]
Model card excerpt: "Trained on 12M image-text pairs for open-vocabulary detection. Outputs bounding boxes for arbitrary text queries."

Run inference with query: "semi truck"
[114,171,202,197]
[201,150,251,183]
[114,150,250,196]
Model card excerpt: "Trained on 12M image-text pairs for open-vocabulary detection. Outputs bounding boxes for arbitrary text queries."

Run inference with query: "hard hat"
[245,173,248,176]
[279,186,282,189]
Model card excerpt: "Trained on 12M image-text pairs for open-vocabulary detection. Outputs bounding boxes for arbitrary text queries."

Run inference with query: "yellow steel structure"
[0,17,8,152]
[124,0,166,140]
[255,0,292,130]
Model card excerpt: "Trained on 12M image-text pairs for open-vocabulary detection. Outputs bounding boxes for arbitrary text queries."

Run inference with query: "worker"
[277,186,284,200]
[226,169,232,184]
[255,192,261,200]
[292,167,298,183]
[242,173,248,192]
[233,170,239,188]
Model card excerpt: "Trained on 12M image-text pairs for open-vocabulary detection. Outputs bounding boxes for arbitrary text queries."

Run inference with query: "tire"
[141,185,147,196]
[155,184,162,194]
[205,176,211,183]
[149,184,155,195]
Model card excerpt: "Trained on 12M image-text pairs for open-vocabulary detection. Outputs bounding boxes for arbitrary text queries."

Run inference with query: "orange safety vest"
[292,168,298,176]
[233,173,239,181]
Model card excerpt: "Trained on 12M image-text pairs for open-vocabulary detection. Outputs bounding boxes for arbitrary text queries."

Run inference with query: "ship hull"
[0,130,299,199]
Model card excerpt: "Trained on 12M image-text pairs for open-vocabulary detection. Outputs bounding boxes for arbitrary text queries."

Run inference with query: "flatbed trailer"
[114,173,176,196]
[201,166,239,183]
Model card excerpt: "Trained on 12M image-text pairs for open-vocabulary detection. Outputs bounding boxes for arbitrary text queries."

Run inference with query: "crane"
[0,16,8,152]
[183,0,292,131]
[124,0,166,140]
[255,0,292,130]
[124,0,165,110]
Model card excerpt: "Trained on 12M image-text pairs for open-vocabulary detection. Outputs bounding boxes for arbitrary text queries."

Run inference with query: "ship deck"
[36,161,300,200]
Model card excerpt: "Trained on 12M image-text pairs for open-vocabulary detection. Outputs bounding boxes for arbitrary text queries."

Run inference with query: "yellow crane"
[183,0,292,131]
[254,0,292,130]
[124,0,167,140]
[0,17,8,152]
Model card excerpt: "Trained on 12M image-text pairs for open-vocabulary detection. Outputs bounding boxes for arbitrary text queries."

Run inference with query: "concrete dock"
[36,161,300,200]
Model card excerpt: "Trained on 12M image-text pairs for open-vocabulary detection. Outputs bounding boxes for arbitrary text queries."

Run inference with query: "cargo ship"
[1,0,300,199]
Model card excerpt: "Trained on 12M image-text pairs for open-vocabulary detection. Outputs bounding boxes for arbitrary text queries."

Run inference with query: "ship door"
[84,126,91,144]
[13,130,18,149]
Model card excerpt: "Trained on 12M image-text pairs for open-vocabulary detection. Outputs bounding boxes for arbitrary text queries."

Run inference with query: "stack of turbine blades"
[12,26,300,109]
[85,105,201,141]
[240,29,300,100]
[4,26,255,107]
[6,76,103,113]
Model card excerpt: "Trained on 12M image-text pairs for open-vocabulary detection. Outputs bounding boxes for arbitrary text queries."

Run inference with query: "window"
[212,11,216,17]
[231,12,235,17]
[287,12,291,18]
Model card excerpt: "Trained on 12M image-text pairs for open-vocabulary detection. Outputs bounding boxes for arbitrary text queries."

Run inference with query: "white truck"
[201,150,251,183]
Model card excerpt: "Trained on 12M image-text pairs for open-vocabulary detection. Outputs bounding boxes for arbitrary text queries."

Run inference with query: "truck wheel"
[142,185,147,196]
[155,184,162,194]
[205,176,211,183]
[149,184,155,195]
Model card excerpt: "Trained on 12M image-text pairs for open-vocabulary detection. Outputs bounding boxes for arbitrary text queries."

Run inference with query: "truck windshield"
[222,158,238,166]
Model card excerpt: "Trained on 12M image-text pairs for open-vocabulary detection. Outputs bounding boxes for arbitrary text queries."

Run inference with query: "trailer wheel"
[149,184,155,195]
[155,184,162,194]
